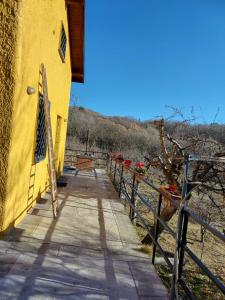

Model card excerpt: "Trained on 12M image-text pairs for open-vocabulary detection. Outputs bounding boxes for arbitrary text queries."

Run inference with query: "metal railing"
[107,154,225,300]
[64,148,108,169]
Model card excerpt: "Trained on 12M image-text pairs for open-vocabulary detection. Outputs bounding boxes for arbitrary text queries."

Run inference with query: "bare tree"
[142,118,225,245]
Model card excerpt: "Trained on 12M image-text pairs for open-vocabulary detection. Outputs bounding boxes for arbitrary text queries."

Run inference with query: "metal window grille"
[34,93,47,163]
[58,24,67,62]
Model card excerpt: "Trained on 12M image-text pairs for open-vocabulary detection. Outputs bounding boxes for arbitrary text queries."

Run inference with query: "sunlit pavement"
[0,169,168,300]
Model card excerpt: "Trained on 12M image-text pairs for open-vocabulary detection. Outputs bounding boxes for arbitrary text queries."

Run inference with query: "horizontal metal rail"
[107,154,225,300]
[66,148,108,155]
[184,243,225,294]
[123,177,176,239]
[64,149,108,168]
[188,155,225,163]
[108,158,177,268]
[120,181,174,270]
[184,207,225,243]
[178,278,195,300]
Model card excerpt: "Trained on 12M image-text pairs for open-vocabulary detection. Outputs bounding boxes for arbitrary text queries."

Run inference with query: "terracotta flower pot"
[168,185,177,193]
[159,186,181,208]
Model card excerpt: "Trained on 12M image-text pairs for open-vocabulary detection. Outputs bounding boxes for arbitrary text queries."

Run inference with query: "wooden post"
[41,64,58,218]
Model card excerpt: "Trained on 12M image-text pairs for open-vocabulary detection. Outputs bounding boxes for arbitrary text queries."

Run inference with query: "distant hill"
[67,106,225,161]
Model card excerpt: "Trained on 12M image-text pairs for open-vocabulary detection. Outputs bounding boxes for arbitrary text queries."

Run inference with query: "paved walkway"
[0,170,168,299]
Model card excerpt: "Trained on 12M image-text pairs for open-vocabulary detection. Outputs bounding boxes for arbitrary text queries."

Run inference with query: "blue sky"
[71,0,225,123]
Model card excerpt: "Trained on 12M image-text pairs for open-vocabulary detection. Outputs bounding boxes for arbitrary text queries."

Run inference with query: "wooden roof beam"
[72,72,84,83]
[66,0,84,6]
[66,0,85,83]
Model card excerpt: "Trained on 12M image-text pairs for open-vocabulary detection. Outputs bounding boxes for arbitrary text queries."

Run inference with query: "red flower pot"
[135,162,146,175]
[124,160,132,167]
[168,185,177,193]
[135,162,145,168]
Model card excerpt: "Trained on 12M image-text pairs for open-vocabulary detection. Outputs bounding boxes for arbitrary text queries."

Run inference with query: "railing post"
[119,164,124,198]
[106,154,109,173]
[178,210,188,280]
[170,204,185,300]
[171,156,190,299]
[129,173,136,222]
[109,156,112,174]
[152,193,162,264]
[113,160,117,184]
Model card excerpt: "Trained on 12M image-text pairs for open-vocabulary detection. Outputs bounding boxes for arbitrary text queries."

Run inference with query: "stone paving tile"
[0,170,168,299]
[108,244,151,262]
[7,241,60,257]
[140,297,169,300]
[0,274,28,298]
[0,254,19,278]
[58,245,104,259]
[27,257,140,300]
[129,261,168,297]
[0,240,12,253]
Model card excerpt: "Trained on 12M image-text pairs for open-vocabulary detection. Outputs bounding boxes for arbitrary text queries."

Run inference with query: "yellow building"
[0,0,85,236]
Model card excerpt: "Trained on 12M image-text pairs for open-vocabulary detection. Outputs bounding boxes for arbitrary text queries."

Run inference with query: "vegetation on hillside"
[67,106,224,161]
[67,106,160,161]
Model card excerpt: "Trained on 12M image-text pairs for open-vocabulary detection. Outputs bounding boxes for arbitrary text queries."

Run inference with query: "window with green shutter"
[34,93,47,163]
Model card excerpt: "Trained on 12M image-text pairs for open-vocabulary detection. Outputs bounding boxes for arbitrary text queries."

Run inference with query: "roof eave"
[66,0,85,83]
[72,73,84,83]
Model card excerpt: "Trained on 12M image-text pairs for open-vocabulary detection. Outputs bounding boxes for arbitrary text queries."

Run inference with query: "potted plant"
[167,185,177,194]
[159,185,181,208]
[123,159,132,168]
[134,162,146,182]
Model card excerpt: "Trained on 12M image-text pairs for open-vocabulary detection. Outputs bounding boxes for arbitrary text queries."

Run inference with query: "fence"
[64,149,108,169]
[107,154,225,300]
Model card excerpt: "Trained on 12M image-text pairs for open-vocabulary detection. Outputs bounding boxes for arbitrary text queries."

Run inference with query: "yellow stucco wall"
[0,0,20,233]
[1,0,72,234]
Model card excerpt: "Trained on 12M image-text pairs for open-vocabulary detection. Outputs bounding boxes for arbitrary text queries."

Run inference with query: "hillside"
[67,106,160,161]
[67,106,225,161]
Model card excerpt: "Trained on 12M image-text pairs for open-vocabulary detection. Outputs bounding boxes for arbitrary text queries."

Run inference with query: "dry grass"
[128,180,225,299]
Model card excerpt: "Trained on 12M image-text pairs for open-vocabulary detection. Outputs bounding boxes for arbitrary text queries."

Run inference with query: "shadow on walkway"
[0,170,168,299]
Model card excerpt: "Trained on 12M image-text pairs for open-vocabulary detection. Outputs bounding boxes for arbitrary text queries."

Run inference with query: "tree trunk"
[142,187,181,245]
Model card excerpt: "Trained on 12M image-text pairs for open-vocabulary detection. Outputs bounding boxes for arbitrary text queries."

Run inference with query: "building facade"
[0,0,85,236]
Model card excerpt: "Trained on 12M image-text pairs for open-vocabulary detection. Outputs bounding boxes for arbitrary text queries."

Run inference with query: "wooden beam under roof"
[66,0,83,4]
[66,0,85,83]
